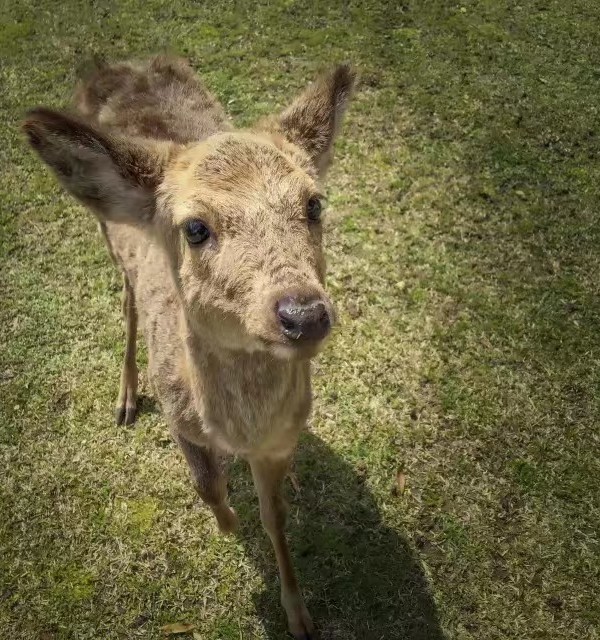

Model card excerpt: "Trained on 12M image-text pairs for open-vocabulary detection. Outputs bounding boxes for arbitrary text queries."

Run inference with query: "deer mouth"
[261,333,331,361]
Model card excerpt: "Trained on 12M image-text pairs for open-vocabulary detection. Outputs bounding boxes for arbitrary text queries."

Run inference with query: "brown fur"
[23,55,355,639]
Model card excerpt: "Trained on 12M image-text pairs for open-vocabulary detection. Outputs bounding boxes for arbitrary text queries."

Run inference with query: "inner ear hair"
[256,63,357,176]
[23,108,171,223]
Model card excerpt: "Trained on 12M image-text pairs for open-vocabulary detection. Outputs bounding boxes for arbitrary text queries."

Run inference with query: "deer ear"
[23,108,172,224]
[259,64,356,177]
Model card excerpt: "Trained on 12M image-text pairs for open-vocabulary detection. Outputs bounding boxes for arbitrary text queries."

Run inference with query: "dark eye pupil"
[307,198,322,221]
[185,219,210,245]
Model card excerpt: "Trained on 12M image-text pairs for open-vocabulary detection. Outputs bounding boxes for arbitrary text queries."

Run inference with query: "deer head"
[24,65,356,360]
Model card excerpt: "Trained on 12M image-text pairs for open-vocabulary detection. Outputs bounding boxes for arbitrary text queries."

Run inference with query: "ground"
[1,1,599,639]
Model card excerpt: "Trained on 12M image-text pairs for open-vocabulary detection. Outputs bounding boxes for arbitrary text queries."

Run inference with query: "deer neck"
[181,311,308,411]
[178,313,311,454]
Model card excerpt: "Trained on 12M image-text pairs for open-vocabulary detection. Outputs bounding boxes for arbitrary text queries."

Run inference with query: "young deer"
[23,55,355,639]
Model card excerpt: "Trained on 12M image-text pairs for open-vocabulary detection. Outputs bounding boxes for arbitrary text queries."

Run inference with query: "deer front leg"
[176,433,238,534]
[115,274,138,425]
[250,456,314,640]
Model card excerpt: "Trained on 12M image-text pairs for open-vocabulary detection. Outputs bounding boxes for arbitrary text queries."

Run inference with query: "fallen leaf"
[392,471,407,496]
[161,623,196,635]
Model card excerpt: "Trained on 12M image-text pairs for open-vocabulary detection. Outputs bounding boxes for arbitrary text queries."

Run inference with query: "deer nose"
[276,296,331,341]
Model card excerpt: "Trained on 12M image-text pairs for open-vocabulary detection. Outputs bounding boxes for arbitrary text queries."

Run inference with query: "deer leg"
[176,434,238,535]
[114,275,138,425]
[250,456,314,640]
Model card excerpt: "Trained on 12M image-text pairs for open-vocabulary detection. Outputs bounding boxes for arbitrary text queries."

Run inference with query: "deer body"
[24,55,354,639]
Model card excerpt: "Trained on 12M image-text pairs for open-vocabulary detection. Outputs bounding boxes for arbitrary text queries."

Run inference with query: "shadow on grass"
[233,433,444,640]
[136,393,160,417]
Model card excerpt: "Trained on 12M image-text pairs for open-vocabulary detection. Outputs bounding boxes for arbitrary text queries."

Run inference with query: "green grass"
[1,1,599,638]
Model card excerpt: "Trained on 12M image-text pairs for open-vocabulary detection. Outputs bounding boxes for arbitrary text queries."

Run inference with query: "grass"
[1,1,599,638]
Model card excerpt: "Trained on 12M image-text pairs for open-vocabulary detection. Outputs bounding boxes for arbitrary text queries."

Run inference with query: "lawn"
[1,1,599,639]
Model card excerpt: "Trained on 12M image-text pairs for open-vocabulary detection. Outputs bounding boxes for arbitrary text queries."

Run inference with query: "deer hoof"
[287,603,315,640]
[115,404,137,426]
[214,506,239,535]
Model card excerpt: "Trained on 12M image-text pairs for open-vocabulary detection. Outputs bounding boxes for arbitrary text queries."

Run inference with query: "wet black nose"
[276,296,331,341]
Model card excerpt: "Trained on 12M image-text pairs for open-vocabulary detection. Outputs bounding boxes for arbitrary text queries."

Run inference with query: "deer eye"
[307,197,322,222]
[184,219,210,246]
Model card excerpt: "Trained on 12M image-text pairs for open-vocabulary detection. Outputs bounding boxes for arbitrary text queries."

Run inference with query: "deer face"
[23,65,355,359]
[158,133,335,358]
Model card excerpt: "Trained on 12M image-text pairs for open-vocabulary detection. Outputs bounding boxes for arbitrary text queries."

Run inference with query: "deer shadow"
[231,433,445,640]
[136,393,160,417]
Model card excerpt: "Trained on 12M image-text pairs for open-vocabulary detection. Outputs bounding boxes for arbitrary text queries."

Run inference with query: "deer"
[23,55,355,639]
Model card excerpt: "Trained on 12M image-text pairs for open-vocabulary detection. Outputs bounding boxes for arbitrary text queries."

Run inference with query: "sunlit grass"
[1,1,599,638]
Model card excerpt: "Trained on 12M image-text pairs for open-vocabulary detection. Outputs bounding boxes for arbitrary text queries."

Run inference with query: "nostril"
[316,303,329,321]
[310,302,329,326]
[277,297,303,339]
[278,313,297,331]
